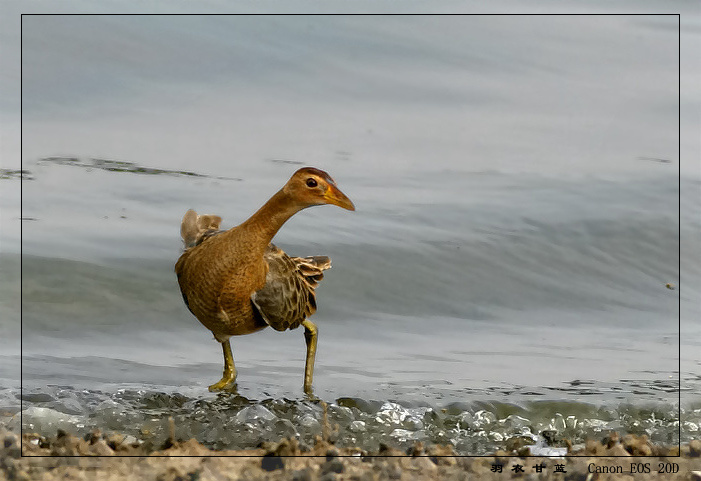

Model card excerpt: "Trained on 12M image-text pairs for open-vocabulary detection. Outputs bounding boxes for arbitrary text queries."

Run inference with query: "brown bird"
[175,167,355,393]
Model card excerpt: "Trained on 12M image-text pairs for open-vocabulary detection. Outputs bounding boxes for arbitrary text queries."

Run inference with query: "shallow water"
[2,12,700,454]
[14,386,700,456]
[5,166,699,453]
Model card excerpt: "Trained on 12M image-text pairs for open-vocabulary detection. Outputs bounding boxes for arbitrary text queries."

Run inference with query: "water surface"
[2,13,699,454]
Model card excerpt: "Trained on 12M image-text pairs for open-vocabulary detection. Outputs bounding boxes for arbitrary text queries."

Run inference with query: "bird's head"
[283,167,355,211]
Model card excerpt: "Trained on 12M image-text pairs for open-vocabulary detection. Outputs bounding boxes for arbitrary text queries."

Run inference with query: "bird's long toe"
[208,370,237,392]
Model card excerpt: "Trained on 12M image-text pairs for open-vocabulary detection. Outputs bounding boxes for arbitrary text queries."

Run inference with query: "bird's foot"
[303,388,319,402]
[208,370,237,392]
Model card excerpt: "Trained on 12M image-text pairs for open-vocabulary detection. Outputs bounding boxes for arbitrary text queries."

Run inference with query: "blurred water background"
[1,9,700,454]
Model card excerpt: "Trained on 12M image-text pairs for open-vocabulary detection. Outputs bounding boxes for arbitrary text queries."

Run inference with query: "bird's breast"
[176,232,268,336]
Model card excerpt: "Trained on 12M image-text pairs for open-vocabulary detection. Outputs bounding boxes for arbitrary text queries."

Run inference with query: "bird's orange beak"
[324,184,355,211]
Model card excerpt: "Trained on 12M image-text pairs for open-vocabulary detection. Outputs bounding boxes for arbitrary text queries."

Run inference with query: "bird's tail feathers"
[180,209,223,249]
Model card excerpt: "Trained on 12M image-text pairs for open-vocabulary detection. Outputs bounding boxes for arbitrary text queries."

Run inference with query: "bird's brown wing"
[180,209,223,249]
[251,244,331,332]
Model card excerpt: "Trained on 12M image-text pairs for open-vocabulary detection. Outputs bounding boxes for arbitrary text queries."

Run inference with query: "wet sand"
[4,423,700,481]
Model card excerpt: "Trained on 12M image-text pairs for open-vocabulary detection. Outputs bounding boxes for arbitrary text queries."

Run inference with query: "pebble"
[263,437,301,456]
[412,455,438,472]
[425,443,457,466]
[291,468,313,481]
[105,433,125,449]
[606,443,630,456]
[3,432,20,458]
[352,473,376,481]
[622,433,652,456]
[374,459,403,480]
[91,439,115,456]
[325,447,340,460]
[261,453,284,471]
[690,439,701,457]
[321,459,344,474]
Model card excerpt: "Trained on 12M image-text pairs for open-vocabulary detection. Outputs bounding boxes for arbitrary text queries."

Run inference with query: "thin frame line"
[18,11,684,459]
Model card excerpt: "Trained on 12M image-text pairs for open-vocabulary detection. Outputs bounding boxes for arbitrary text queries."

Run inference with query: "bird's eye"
[306,178,318,188]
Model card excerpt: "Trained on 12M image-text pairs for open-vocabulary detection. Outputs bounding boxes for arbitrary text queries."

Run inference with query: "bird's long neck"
[237,189,305,248]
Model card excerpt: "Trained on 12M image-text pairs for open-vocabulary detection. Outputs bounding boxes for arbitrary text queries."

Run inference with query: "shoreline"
[4,425,700,481]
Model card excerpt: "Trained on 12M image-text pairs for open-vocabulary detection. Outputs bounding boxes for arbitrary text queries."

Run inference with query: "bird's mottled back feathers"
[251,244,331,332]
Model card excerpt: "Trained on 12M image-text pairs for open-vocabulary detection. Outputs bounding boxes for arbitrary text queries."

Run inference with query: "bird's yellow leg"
[208,339,237,392]
[302,319,317,394]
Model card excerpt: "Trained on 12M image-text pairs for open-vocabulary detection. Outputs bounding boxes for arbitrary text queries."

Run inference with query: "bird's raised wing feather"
[251,244,331,332]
